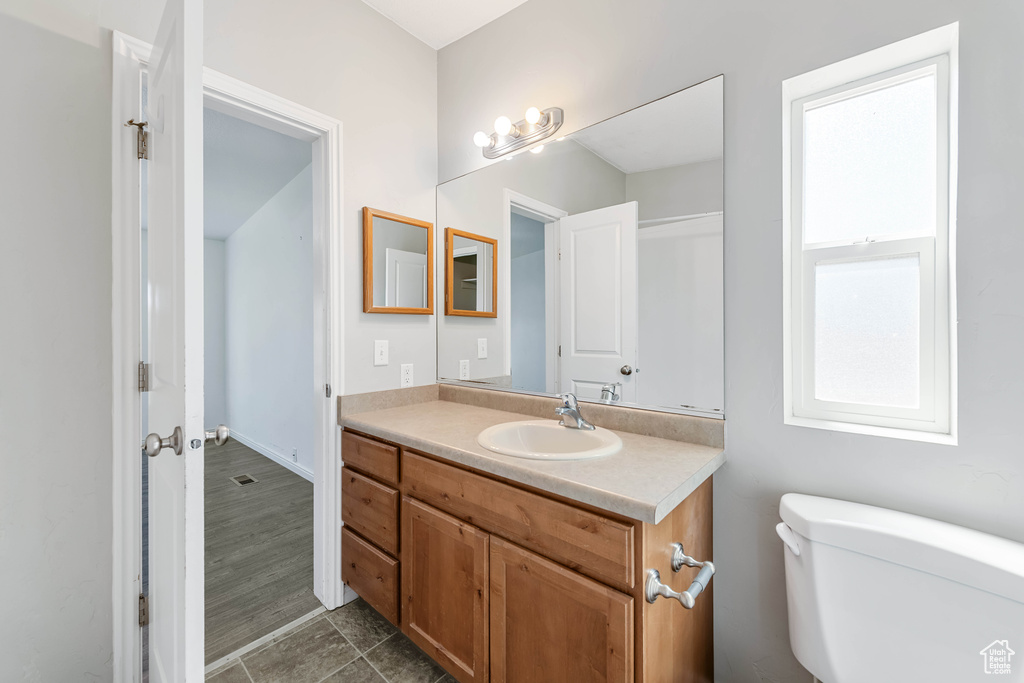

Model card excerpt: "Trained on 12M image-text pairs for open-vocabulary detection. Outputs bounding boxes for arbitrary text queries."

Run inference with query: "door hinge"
[124,119,148,160]
[138,594,149,626]
[325,383,332,398]
[138,361,150,392]
[558,345,561,357]
[557,248,561,260]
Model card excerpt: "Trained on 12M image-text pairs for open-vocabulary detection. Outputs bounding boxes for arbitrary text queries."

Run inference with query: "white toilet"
[777,493,1024,682]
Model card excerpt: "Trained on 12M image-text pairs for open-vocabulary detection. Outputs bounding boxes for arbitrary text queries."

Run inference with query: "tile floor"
[206,599,456,683]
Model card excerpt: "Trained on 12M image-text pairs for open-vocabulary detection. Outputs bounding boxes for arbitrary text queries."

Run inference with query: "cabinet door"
[490,537,634,683]
[402,497,488,683]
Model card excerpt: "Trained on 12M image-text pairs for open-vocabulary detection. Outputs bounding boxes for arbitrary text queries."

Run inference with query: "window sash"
[794,237,939,427]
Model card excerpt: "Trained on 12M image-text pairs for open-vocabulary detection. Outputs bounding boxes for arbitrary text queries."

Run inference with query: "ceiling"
[570,77,724,175]
[360,0,529,49]
[204,108,312,240]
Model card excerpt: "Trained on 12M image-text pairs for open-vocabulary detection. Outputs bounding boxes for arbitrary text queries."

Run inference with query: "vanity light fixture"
[473,105,564,159]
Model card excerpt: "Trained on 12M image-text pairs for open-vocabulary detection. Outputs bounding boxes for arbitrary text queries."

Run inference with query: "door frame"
[501,190,566,389]
[111,31,345,682]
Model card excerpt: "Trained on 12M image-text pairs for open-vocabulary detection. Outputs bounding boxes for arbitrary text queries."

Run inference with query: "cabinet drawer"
[403,451,635,589]
[341,527,399,625]
[341,467,399,555]
[342,431,399,486]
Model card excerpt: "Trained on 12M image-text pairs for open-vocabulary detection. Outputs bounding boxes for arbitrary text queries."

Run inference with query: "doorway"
[200,107,321,665]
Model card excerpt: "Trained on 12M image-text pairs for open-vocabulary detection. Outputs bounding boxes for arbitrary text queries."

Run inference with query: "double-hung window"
[783,25,958,442]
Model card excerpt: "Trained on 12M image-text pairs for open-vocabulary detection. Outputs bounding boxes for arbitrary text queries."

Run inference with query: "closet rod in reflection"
[637,210,723,226]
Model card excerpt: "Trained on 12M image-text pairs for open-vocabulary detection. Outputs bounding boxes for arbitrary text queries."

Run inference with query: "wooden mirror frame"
[445,227,498,318]
[363,207,434,315]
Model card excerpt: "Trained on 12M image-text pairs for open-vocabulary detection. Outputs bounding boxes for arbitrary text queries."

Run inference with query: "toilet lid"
[780,493,1024,605]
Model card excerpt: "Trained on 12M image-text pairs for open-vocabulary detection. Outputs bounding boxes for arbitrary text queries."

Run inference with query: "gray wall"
[0,0,436,678]
[225,165,315,475]
[204,238,228,426]
[625,158,723,221]
[439,2,1024,682]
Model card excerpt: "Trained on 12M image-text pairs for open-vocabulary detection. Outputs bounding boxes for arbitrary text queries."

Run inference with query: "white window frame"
[783,24,959,444]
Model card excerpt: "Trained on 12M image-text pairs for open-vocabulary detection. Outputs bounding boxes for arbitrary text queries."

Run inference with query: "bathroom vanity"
[338,389,723,683]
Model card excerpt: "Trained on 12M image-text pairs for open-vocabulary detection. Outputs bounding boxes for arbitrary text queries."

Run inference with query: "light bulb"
[530,145,545,154]
[473,131,491,148]
[525,107,542,125]
[494,116,514,137]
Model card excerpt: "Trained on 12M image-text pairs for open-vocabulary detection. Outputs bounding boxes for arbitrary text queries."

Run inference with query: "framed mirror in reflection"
[363,207,434,314]
[445,228,497,317]
[436,76,724,417]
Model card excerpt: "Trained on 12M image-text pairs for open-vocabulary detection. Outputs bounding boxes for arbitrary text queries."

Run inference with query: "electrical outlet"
[401,364,414,388]
[477,338,488,359]
[374,340,389,366]
[459,360,470,380]
[291,448,297,462]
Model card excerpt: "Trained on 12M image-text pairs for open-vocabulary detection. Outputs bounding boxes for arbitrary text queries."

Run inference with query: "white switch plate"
[401,364,414,388]
[477,338,488,359]
[374,340,389,366]
[459,360,470,380]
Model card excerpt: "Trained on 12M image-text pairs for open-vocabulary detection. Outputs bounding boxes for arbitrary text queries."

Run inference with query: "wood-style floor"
[205,439,321,664]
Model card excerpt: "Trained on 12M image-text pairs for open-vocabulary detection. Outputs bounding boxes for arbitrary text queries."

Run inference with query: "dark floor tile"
[326,598,399,653]
[242,617,357,683]
[433,675,457,683]
[364,633,446,683]
[320,656,386,683]
[205,661,251,683]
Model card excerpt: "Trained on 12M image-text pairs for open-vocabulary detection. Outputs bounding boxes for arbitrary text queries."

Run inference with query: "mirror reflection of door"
[385,247,427,308]
[558,201,639,403]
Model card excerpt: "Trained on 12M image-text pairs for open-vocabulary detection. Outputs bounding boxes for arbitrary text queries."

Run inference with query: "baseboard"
[230,430,314,482]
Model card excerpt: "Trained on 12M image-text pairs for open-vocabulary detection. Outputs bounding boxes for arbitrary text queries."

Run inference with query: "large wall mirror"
[436,76,724,417]
[363,207,434,314]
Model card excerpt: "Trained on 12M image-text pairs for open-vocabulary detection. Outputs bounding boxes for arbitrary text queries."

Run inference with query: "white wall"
[204,238,227,427]
[436,139,625,380]
[439,2,1024,682]
[0,0,436,677]
[225,165,315,475]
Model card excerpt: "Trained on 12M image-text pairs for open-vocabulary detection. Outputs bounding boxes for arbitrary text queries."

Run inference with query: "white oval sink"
[477,420,622,460]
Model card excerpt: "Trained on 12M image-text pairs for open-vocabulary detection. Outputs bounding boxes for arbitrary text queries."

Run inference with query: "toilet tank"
[778,494,1024,683]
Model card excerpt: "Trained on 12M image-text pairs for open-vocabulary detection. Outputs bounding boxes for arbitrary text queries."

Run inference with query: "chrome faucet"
[556,393,595,430]
[600,383,621,402]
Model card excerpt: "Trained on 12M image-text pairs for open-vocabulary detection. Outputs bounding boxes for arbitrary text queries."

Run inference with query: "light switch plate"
[401,364,413,388]
[374,340,389,366]
[477,338,488,359]
[459,360,470,380]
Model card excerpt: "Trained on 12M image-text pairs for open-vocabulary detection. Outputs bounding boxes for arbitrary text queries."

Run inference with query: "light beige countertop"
[341,400,725,525]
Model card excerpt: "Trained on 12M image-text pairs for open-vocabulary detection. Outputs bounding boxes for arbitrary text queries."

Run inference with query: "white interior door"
[385,247,427,308]
[559,202,638,402]
[146,0,204,678]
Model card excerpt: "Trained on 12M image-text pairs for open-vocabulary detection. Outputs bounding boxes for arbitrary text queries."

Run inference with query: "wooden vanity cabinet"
[340,428,714,683]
